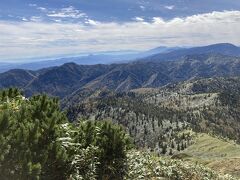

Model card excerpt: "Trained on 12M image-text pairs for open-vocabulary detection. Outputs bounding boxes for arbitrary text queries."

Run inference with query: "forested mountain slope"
[1,53,240,99]
[65,77,240,157]
[0,88,236,179]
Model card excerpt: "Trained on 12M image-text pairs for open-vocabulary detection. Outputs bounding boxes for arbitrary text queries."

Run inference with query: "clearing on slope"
[181,133,240,178]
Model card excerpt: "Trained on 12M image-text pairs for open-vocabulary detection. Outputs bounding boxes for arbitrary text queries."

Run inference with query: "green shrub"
[69,120,132,179]
[0,89,132,180]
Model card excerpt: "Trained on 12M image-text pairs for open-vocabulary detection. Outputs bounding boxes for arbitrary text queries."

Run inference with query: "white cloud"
[164,5,174,10]
[29,4,37,7]
[0,11,240,61]
[134,17,144,22]
[85,19,99,25]
[140,5,146,11]
[152,17,165,24]
[47,6,86,19]
[22,17,28,22]
[30,16,42,22]
[37,7,47,12]
[54,19,62,23]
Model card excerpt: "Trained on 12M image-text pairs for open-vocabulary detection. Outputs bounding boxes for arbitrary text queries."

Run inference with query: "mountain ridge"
[1,53,240,98]
[0,46,178,73]
[141,43,240,62]
[1,43,239,73]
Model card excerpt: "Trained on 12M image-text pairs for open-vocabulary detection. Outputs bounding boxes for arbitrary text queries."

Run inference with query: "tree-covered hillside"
[0,88,131,180]
[0,88,236,179]
[65,77,240,157]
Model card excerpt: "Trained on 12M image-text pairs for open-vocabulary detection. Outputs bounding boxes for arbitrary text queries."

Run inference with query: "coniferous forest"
[0,87,239,180]
[0,88,131,180]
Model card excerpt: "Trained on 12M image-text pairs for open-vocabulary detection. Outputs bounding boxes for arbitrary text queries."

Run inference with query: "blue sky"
[0,0,240,62]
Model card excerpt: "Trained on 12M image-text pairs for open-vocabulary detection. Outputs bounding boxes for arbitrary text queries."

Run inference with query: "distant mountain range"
[140,43,240,62]
[1,43,239,73]
[1,51,240,99]
[0,46,179,73]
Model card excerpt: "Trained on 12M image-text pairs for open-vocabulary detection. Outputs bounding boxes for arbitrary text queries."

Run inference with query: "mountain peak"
[61,62,79,69]
[205,43,238,48]
[143,43,240,62]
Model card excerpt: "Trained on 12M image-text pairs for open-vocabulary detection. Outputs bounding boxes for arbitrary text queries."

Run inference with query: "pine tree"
[171,141,175,149]
[177,143,181,151]
[162,144,167,154]
[0,90,70,179]
[0,89,133,179]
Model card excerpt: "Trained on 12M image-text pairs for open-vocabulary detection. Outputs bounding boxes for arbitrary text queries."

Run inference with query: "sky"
[0,0,240,62]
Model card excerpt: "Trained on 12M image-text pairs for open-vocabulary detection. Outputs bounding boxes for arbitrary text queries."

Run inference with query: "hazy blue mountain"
[0,63,21,73]
[0,46,178,73]
[1,53,240,98]
[138,46,182,57]
[2,43,239,73]
[142,43,240,62]
[0,69,37,89]
[0,54,131,73]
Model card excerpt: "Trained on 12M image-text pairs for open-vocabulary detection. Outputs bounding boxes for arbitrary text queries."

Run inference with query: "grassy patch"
[181,133,240,178]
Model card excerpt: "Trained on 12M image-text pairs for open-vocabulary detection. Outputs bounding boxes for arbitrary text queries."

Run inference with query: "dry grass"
[182,133,240,178]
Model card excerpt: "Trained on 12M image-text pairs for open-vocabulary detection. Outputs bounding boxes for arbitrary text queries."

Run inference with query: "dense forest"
[0,88,237,179]
[65,77,240,157]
